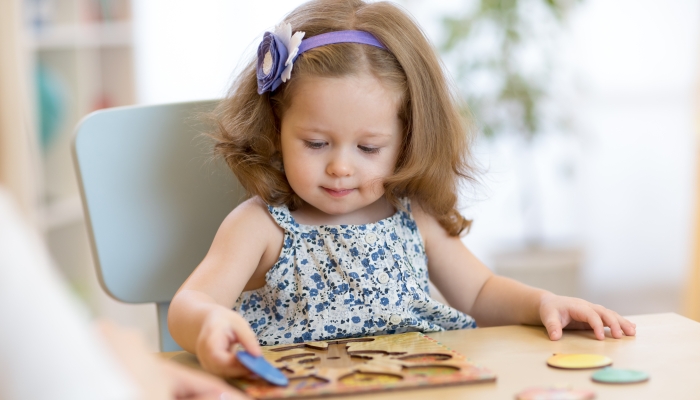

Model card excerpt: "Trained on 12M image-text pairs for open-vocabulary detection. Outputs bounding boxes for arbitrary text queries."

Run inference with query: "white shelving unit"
[26,0,134,281]
[26,0,134,225]
[27,20,133,50]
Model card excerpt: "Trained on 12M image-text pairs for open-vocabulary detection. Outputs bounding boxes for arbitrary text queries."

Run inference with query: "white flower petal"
[285,49,298,67]
[281,63,294,82]
[274,22,292,48]
[285,31,305,66]
[289,31,305,51]
[270,24,305,82]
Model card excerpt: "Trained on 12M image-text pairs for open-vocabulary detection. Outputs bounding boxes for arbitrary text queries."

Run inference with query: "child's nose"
[326,154,353,177]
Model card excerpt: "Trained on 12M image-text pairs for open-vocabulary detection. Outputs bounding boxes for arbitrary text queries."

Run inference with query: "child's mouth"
[323,187,354,197]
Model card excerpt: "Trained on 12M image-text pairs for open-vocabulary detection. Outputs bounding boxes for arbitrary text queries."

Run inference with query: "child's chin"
[317,203,358,216]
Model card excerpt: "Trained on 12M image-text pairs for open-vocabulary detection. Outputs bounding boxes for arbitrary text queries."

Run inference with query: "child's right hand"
[195,308,262,377]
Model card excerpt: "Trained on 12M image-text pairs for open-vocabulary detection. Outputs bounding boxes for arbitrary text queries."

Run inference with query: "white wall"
[461,0,699,293]
[131,0,700,302]
[132,0,308,104]
[398,1,699,297]
[572,1,699,291]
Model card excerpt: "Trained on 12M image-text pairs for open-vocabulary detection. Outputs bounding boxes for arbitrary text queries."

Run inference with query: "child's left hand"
[539,293,637,341]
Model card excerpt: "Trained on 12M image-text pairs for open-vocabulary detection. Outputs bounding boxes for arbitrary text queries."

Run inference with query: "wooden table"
[163,313,700,399]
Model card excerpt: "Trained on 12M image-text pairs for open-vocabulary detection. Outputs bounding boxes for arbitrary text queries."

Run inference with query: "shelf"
[27,21,132,50]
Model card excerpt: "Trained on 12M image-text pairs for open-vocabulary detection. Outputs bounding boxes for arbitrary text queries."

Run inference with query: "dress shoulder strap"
[400,197,412,213]
[397,197,420,233]
[266,204,300,234]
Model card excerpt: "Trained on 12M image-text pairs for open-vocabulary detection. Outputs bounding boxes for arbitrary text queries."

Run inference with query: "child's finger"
[594,306,623,338]
[207,346,256,377]
[209,349,238,373]
[202,340,250,377]
[542,311,563,341]
[618,315,637,336]
[230,315,262,357]
[575,307,605,340]
[197,330,238,376]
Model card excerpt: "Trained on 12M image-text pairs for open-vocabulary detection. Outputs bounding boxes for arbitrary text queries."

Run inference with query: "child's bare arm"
[168,198,283,375]
[412,204,494,319]
[413,204,636,340]
[471,278,636,340]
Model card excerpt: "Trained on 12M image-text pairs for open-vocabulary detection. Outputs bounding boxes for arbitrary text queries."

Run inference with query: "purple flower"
[256,32,287,94]
[256,23,305,94]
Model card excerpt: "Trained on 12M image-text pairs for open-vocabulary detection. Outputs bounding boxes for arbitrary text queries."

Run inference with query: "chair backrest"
[73,100,245,351]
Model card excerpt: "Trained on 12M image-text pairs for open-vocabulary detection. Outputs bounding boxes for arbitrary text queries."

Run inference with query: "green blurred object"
[440,0,582,140]
[35,62,66,150]
[98,0,113,21]
[591,367,650,384]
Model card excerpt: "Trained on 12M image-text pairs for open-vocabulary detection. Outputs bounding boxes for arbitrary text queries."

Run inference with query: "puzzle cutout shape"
[230,332,496,399]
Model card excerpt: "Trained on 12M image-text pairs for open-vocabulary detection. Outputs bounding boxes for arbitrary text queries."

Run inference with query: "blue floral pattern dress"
[233,198,476,346]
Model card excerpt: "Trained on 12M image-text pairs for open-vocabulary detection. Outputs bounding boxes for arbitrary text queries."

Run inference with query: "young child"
[168,0,636,377]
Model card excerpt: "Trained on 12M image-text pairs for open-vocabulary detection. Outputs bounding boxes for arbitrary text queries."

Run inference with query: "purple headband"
[256,24,388,94]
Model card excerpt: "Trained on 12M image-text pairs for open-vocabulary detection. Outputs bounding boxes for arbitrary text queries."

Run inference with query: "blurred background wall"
[1,0,39,223]
[8,0,700,350]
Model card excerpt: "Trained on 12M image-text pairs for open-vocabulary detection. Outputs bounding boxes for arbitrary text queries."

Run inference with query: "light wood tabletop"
[162,313,700,399]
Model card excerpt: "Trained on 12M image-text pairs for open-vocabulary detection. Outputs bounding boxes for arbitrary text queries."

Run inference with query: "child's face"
[280,73,403,220]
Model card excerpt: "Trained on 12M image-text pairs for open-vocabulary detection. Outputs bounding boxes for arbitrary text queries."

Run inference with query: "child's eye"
[303,141,326,149]
[358,145,380,154]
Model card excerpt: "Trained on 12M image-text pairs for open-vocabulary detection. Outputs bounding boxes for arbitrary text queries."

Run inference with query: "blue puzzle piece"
[236,351,289,387]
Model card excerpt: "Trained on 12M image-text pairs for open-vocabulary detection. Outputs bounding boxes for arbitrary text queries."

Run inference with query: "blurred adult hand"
[96,320,250,400]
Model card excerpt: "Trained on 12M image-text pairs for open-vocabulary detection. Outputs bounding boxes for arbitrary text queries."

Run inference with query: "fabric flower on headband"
[256,23,305,94]
[256,26,388,94]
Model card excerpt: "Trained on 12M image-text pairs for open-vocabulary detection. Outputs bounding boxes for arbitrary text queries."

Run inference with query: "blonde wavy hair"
[212,0,477,236]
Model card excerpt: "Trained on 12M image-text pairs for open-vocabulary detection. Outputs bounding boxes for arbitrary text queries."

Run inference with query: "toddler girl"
[168,0,636,377]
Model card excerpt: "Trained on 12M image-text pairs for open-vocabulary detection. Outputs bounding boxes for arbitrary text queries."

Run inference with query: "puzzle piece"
[547,354,613,370]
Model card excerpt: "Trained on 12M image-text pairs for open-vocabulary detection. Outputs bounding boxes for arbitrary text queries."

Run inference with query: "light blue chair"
[72,100,246,351]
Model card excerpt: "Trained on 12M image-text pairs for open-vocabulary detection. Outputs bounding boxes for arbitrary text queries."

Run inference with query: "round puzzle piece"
[516,387,596,400]
[591,367,649,384]
[339,372,402,386]
[547,354,612,369]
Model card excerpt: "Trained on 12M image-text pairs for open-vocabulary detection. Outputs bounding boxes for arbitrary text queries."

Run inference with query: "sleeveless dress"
[233,198,476,346]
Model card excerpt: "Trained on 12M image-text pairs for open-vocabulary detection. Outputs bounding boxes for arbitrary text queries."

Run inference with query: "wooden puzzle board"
[230,332,496,399]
